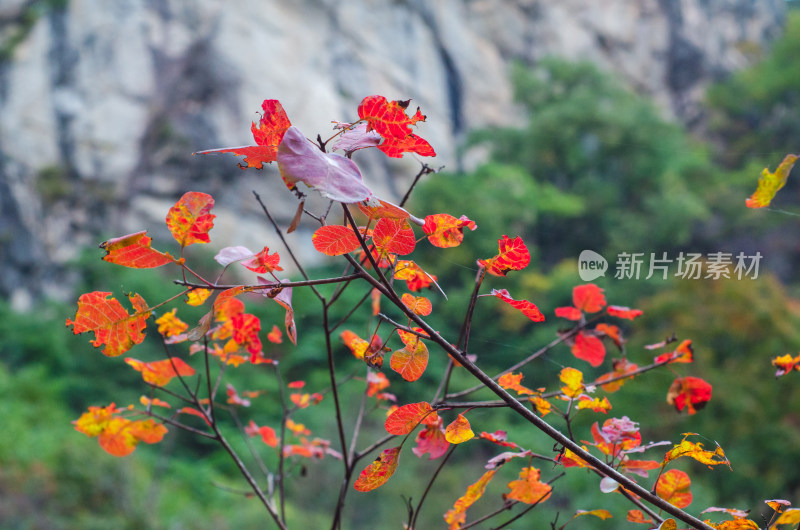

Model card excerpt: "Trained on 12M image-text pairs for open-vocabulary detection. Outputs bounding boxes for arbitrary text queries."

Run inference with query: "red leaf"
[571,332,606,367]
[385,402,435,435]
[100,231,176,268]
[667,376,712,414]
[372,218,416,256]
[357,95,426,140]
[606,305,643,320]
[394,260,437,292]
[555,306,582,321]
[312,225,361,256]
[66,291,151,357]
[423,214,477,248]
[377,133,436,158]
[241,246,283,273]
[358,197,414,222]
[194,99,291,169]
[165,191,216,247]
[572,284,606,313]
[654,339,694,365]
[486,289,544,323]
[479,431,519,449]
[478,235,530,277]
[413,418,450,460]
[353,447,401,492]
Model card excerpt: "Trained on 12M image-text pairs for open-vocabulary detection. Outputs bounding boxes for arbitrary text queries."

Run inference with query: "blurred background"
[3,0,800,527]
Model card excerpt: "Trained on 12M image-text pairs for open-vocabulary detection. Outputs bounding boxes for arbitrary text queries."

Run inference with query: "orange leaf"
[504,466,552,504]
[576,395,612,413]
[357,95,426,140]
[655,339,694,365]
[478,235,530,277]
[377,132,436,158]
[530,396,552,416]
[185,288,212,306]
[656,469,693,508]
[241,246,283,273]
[498,372,535,396]
[66,291,151,357]
[372,218,416,256]
[571,332,606,367]
[267,324,282,344]
[385,402,435,435]
[367,371,390,397]
[341,330,369,360]
[573,284,606,313]
[401,293,432,316]
[353,447,401,492]
[100,231,176,268]
[370,288,382,316]
[140,396,171,409]
[485,289,544,322]
[312,225,361,256]
[390,338,429,382]
[596,358,639,393]
[772,353,800,377]
[125,357,195,386]
[358,197,413,221]
[73,403,120,437]
[746,153,798,208]
[394,260,437,291]
[667,376,712,414]
[555,306,583,321]
[444,469,497,530]
[445,414,474,444]
[595,323,623,348]
[627,509,654,524]
[195,99,291,169]
[423,214,477,248]
[166,191,216,247]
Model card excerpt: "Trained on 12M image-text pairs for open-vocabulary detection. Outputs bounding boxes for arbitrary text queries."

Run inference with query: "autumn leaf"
[312,225,361,256]
[745,153,798,208]
[445,414,474,444]
[98,418,165,457]
[401,293,432,316]
[185,288,212,306]
[390,337,429,382]
[155,308,188,338]
[662,433,731,469]
[372,218,416,256]
[530,396,552,416]
[394,260,437,291]
[358,197,420,224]
[366,371,390,398]
[413,418,450,460]
[353,447,401,492]
[166,191,216,247]
[627,510,653,524]
[655,339,694,365]
[596,323,623,348]
[140,396,171,409]
[772,353,800,377]
[478,431,519,449]
[554,306,582,321]
[504,466,552,504]
[484,288,544,323]
[606,305,643,320]
[423,214,476,248]
[125,357,195,386]
[775,508,800,525]
[331,122,382,154]
[573,509,613,521]
[478,235,530,277]
[443,469,497,530]
[559,367,584,398]
[571,331,606,367]
[576,395,612,413]
[66,291,151,357]
[596,358,639,393]
[241,246,283,273]
[257,278,297,345]
[267,325,282,344]
[194,99,291,169]
[573,283,606,313]
[497,373,536,396]
[385,402,436,435]
[278,126,373,203]
[245,420,278,447]
[377,132,436,158]
[341,330,370,360]
[656,469,693,508]
[667,376,712,414]
[357,95,426,140]
[100,231,176,268]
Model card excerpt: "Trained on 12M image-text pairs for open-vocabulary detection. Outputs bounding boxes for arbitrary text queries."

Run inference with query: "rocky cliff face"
[0,0,786,308]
